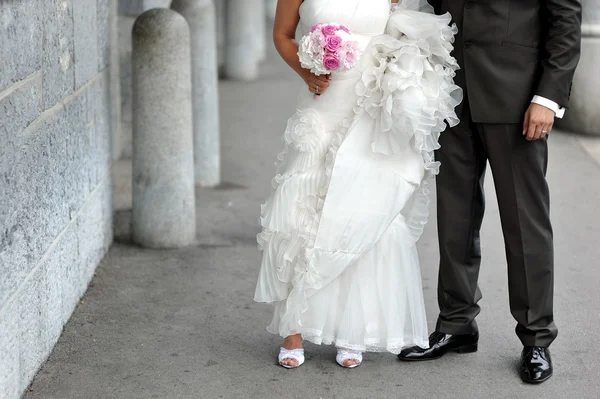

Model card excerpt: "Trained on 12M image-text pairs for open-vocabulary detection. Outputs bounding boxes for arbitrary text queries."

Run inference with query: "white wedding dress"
[254,0,462,353]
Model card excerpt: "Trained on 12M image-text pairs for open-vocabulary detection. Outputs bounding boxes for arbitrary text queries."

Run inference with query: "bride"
[254,0,462,368]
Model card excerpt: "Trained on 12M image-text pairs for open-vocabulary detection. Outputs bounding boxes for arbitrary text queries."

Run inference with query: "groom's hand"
[523,103,555,141]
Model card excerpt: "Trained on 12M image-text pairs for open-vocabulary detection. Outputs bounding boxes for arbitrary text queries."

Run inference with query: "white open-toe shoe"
[278,347,305,369]
[336,349,363,368]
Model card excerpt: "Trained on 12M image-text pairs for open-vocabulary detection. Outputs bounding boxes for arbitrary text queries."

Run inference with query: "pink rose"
[310,23,322,33]
[322,25,337,36]
[323,54,341,71]
[325,35,343,52]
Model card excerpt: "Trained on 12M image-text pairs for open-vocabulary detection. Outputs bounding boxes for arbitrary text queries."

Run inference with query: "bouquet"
[298,23,360,97]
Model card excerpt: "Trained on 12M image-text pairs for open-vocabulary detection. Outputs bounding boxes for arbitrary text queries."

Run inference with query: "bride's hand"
[302,71,331,95]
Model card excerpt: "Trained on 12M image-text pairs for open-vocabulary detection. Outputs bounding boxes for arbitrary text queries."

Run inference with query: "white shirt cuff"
[531,95,566,118]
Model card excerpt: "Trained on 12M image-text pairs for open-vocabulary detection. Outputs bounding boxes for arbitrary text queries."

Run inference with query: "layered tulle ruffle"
[357,5,463,244]
[256,102,355,334]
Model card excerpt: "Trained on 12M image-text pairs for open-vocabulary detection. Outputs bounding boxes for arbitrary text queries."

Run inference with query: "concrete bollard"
[131,8,196,248]
[215,0,226,74]
[256,0,267,61]
[225,0,259,80]
[172,0,221,187]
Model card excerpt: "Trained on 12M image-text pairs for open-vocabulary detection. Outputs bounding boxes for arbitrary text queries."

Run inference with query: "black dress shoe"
[520,346,553,384]
[397,331,478,361]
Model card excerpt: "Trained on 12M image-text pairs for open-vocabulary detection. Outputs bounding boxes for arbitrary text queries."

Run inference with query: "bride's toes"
[336,349,363,369]
[278,348,305,369]
[280,358,298,367]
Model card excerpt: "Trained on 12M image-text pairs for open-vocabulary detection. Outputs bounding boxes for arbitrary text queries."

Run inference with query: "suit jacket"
[428,0,582,123]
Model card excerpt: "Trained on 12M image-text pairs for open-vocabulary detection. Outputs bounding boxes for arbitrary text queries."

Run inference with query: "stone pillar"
[172,0,221,187]
[119,0,171,14]
[225,0,259,80]
[557,0,600,136]
[110,0,122,161]
[266,0,277,20]
[117,0,173,160]
[215,0,226,74]
[131,9,196,248]
[256,0,267,61]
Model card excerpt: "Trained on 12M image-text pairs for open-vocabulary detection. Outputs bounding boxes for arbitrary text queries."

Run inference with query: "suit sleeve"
[535,0,582,107]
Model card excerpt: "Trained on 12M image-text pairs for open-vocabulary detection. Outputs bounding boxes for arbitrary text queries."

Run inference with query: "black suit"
[429,0,581,347]
[432,0,582,123]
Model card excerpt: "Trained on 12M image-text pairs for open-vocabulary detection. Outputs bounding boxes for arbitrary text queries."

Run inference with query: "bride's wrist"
[298,69,311,84]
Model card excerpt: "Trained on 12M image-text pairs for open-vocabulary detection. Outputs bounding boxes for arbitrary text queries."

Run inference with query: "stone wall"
[0,0,118,397]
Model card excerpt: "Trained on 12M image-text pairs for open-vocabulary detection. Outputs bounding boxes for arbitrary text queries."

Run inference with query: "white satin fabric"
[254,0,462,353]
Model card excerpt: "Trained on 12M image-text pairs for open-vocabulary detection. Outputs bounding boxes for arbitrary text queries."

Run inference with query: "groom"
[398,0,582,383]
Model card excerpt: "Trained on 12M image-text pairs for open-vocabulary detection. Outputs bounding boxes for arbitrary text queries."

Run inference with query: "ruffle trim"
[268,326,429,354]
[257,108,355,336]
[355,7,462,243]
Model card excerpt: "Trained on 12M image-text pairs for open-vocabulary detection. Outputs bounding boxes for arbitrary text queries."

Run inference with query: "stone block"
[2,89,96,306]
[0,208,28,309]
[0,121,28,307]
[73,0,99,89]
[89,73,113,187]
[0,76,42,272]
[76,178,113,291]
[44,241,66,352]
[43,219,88,349]
[0,1,43,92]
[18,266,48,394]
[22,109,72,234]
[0,74,42,140]
[58,221,82,324]
[41,0,75,109]
[14,119,71,297]
[97,0,111,70]
[0,297,20,399]
[62,92,95,213]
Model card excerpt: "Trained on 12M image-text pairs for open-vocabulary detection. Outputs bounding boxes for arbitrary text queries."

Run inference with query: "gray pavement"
[24,46,600,399]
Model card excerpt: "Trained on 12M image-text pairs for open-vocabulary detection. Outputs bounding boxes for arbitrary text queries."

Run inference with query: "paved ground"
[24,45,600,399]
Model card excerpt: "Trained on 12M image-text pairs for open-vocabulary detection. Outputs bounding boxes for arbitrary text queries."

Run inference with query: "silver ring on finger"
[315,86,320,93]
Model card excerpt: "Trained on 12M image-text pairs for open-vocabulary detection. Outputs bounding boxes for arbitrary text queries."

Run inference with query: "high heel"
[278,347,305,369]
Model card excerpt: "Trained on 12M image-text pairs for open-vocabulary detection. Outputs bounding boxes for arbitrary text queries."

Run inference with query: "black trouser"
[435,98,557,347]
